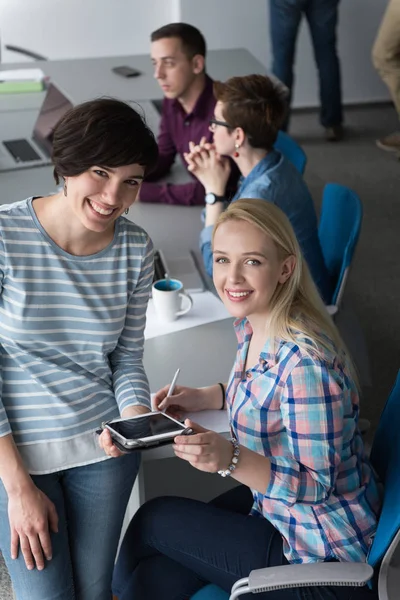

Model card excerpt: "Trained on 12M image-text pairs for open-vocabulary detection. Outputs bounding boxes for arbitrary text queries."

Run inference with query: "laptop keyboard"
[3,139,41,162]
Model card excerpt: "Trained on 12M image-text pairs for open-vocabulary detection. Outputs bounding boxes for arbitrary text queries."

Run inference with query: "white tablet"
[100,411,193,451]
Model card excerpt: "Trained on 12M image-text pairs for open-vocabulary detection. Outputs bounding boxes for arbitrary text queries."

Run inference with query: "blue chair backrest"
[368,370,400,567]
[318,183,362,306]
[274,131,307,175]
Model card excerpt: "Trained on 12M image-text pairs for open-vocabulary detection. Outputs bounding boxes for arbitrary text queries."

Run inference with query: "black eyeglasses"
[209,119,232,131]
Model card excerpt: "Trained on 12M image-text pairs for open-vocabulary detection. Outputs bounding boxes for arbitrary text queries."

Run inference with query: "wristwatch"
[205,193,225,205]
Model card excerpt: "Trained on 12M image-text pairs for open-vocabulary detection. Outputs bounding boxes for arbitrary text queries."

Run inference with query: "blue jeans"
[0,453,140,600]
[112,486,377,600]
[270,0,343,128]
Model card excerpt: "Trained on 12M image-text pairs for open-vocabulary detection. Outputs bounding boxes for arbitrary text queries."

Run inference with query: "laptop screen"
[33,83,73,157]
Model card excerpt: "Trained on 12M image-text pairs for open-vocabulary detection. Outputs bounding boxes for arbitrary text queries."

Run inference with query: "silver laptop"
[0,83,73,172]
[154,249,206,294]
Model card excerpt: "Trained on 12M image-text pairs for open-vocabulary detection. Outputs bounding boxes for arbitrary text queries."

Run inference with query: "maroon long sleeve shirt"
[140,75,238,206]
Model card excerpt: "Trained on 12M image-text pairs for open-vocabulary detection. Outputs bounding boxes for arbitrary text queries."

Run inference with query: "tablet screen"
[108,413,185,440]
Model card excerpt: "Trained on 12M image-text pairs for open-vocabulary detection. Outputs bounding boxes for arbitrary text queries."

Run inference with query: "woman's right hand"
[8,483,58,571]
[153,385,211,418]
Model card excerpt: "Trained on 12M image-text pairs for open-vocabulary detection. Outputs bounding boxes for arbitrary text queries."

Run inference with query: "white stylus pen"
[161,368,180,413]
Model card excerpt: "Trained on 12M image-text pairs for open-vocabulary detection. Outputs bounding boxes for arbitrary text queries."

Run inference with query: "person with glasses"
[139,22,287,206]
[185,74,333,304]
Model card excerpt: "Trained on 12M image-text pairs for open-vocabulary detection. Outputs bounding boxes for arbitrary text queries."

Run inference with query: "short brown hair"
[213,75,286,150]
[151,23,206,60]
[51,98,158,184]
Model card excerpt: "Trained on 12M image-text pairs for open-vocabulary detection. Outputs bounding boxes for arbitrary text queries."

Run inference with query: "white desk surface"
[0,48,267,105]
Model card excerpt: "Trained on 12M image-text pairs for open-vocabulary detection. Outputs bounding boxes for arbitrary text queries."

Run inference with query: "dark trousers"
[270,0,343,129]
[112,486,377,600]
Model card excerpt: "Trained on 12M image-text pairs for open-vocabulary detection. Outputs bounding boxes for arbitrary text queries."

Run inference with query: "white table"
[0,48,267,106]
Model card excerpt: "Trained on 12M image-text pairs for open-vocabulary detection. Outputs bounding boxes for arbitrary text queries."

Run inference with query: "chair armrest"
[5,44,47,61]
[230,562,373,599]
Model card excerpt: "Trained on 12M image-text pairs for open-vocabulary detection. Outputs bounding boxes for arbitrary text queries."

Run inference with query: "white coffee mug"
[152,278,193,322]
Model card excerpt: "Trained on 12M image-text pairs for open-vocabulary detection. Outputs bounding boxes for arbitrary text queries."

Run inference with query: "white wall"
[0,0,390,107]
[179,0,390,107]
[0,0,172,61]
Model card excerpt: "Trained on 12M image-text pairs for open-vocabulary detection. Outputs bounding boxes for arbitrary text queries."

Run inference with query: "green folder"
[0,80,44,94]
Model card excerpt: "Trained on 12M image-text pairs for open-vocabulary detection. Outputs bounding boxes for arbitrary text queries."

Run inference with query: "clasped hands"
[183,137,231,195]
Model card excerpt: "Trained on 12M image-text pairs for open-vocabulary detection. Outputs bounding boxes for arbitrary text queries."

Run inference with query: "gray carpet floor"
[0,103,399,598]
[292,102,400,437]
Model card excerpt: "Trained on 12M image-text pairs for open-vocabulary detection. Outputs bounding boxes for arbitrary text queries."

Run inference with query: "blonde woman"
[112,199,380,600]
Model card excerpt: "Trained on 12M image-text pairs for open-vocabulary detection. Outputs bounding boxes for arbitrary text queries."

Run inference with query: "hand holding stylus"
[160,368,180,412]
[155,380,217,417]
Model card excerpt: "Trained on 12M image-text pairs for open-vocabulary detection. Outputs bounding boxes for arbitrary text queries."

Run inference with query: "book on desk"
[0,68,45,94]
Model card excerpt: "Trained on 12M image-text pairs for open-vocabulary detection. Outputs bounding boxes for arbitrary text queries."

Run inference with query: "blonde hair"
[213,199,358,386]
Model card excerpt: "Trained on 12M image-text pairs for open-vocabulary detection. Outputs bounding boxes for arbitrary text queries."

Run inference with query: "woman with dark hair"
[185,74,333,304]
[0,98,158,599]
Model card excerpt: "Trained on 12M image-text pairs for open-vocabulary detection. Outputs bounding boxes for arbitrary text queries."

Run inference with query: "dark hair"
[213,75,286,150]
[51,98,158,184]
[151,22,206,60]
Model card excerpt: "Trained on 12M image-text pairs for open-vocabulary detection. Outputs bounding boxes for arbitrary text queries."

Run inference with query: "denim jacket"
[199,150,333,303]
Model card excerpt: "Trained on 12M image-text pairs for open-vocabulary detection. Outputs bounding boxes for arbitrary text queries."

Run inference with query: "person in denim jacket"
[185,74,333,304]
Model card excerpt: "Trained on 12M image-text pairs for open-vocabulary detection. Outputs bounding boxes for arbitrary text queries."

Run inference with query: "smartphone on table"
[97,411,193,452]
[112,65,142,78]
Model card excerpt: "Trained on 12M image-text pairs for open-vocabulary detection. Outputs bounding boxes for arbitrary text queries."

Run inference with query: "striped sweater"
[0,198,153,473]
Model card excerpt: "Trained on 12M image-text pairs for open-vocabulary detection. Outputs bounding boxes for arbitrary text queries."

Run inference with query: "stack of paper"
[0,68,45,94]
[145,291,232,340]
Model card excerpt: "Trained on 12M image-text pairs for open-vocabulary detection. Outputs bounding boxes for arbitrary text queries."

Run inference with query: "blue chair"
[318,183,363,315]
[274,130,307,175]
[192,371,400,599]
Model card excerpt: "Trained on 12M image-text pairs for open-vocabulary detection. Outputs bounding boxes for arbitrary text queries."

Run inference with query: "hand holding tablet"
[100,411,193,452]
[98,368,189,453]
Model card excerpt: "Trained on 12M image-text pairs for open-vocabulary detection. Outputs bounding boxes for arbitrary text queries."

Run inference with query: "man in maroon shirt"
[139,23,238,206]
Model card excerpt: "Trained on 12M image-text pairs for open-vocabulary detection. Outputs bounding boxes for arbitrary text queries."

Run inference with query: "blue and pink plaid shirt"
[226,318,381,564]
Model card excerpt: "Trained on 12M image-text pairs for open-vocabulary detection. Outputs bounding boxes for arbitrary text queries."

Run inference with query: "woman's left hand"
[98,428,125,458]
[173,419,233,473]
[98,405,150,458]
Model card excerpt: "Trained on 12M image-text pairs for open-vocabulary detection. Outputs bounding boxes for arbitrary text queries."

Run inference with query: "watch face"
[205,193,216,205]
